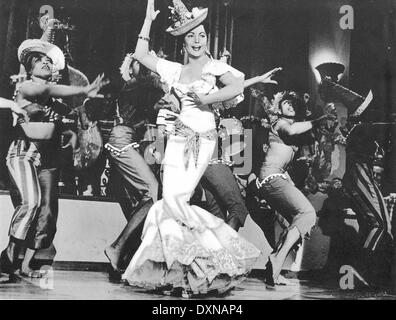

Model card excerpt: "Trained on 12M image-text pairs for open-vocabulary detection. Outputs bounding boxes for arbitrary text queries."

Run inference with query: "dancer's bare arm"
[186,72,245,106]
[18,74,109,99]
[0,97,28,121]
[244,67,282,88]
[134,0,160,72]
[276,115,329,136]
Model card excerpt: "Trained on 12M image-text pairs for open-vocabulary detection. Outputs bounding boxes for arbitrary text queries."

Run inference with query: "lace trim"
[126,260,248,295]
[134,228,259,281]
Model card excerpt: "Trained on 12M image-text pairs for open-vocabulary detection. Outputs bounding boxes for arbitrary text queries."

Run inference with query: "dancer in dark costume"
[103,52,165,277]
[342,122,393,287]
[319,74,394,288]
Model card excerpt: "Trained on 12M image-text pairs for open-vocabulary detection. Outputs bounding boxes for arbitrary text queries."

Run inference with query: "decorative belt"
[208,158,234,166]
[172,119,217,169]
[105,142,139,157]
[256,173,287,189]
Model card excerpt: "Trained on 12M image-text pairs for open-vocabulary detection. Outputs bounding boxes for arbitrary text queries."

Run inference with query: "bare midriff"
[20,122,56,140]
[259,141,295,179]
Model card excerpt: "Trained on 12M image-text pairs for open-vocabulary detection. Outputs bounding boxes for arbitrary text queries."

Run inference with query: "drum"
[218,118,246,157]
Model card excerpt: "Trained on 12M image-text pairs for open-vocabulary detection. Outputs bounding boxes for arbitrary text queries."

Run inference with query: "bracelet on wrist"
[138,35,150,42]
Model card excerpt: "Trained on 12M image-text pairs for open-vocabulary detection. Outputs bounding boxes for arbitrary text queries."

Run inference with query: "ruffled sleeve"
[203,60,245,108]
[203,60,245,79]
[155,58,182,90]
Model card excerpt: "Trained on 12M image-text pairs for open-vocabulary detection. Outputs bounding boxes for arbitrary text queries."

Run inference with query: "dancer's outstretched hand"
[257,67,282,85]
[85,74,110,98]
[146,0,160,21]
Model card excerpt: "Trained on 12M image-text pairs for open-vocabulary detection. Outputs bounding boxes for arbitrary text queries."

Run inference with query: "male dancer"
[104,54,164,278]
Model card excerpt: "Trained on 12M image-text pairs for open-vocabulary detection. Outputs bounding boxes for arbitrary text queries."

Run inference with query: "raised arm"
[134,0,160,72]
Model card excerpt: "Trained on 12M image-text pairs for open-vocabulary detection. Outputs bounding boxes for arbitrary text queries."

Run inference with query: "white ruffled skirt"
[122,134,261,295]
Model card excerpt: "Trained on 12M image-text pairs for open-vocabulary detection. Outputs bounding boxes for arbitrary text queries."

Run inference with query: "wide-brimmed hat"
[18,39,65,72]
[166,0,208,36]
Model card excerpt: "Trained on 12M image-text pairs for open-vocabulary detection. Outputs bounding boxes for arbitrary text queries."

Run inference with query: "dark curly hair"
[23,52,52,78]
[279,91,307,121]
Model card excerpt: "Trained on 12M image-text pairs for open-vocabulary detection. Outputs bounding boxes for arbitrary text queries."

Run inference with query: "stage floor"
[1,270,395,300]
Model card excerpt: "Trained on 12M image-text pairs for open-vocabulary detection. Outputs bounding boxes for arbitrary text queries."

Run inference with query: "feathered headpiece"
[166,0,208,36]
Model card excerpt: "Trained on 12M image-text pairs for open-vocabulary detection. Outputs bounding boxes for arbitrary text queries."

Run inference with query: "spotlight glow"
[310,48,342,83]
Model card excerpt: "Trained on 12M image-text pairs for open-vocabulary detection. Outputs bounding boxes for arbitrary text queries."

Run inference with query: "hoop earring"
[180,46,186,56]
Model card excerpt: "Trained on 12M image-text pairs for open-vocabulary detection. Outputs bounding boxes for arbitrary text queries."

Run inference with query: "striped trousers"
[6,140,59,249]
[343,162,393,251]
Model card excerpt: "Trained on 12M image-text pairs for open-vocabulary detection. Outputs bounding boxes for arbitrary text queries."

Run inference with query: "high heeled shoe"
[104,247,122,273]
[263,257,276,288]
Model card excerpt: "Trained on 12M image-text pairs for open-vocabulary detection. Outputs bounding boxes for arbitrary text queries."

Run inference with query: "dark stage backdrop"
[0,0,395,193]
[0,0,312,190]
[348,0,396,194]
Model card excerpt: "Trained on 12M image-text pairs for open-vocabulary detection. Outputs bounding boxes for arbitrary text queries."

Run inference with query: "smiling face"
[28,52,53,79]
[280,99,296,117]
[183,24,208,58]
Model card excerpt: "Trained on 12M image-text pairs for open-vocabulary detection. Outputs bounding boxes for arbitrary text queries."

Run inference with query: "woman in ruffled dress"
[122,0,262,297]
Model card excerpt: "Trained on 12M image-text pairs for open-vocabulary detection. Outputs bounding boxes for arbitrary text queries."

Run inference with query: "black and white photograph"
[1,0,396,307]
